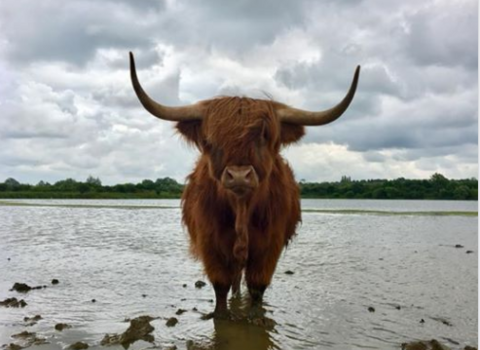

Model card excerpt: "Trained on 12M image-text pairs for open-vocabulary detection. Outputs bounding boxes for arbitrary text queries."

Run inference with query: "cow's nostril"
[244,168,252,181]
[226,169,236,181]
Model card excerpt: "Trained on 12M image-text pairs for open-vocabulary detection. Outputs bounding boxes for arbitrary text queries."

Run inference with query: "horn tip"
[353,65,361,84]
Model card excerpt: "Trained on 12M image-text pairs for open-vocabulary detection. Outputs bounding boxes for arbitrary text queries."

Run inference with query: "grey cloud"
[111,0,165,11]
[393,144,478,163]
[413,153,478,174]
[0,1,158,66]
[362,152,387,163]
[302,95,477,153]
[169,0,309,51]
[275,62,398,96]
[1,0,310,67]
[350,124,477,152]
[90,69,182,109]
[117,48,163,70]
[404,1,478,69]
[397,65,478,101]
[0,0,477,183]
[1,152,50,167]
[63,154,100,170]
[304,108,477,153]
[274,63,393,121]
[4,130,69,140]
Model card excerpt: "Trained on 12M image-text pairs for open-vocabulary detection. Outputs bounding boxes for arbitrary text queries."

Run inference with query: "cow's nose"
[221,165,258,193]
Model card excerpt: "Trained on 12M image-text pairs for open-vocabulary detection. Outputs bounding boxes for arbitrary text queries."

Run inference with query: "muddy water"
[0,199,477,349]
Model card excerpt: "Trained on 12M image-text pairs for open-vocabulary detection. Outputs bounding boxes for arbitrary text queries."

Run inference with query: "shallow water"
[0,199,477,349]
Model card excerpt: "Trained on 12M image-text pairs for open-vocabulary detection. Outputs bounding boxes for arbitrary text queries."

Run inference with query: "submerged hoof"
[213,309,231,320]
[200,312,214,321]
[201,311,231,321]
[247,306,265,320]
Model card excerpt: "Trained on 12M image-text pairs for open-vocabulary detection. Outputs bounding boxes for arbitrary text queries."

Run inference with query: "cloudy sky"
[0,0,477,185]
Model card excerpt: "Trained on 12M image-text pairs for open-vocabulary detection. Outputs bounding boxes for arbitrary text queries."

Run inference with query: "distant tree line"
[0,176,183,199]
[0,173,477,200]
[300,173,477,200]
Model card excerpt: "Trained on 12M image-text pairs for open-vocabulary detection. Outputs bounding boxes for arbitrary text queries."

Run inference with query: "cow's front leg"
[245,272,269,321]
[202,251,234,319]
[212,282,230,317]
[245,239,283,307]
[248,285,267,305]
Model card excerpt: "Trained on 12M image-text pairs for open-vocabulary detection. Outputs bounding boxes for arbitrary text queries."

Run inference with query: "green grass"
[302,209,477,216]
[0,200,476,216]
[0,201,177,210]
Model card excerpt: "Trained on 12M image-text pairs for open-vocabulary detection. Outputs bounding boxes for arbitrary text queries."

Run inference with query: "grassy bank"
[1,200,476,216]
[0,191,181,199]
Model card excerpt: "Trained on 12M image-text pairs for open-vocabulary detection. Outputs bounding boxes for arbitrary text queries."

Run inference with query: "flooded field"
[0,199,477,349]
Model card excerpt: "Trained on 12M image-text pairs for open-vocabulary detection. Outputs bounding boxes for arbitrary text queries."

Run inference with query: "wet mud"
[401,339,477,350]
[10,283,45,293]
[5,331,48,349]
[194,280,207,289]
[0,298,27,308]
[55,323,72,331]
[23,315,42,327]
[166,317,179,327]
[69,341,89,349]
[101,315,156,348]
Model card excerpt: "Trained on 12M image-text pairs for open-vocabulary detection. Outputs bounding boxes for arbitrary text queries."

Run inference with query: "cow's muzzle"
[221,165,259,196]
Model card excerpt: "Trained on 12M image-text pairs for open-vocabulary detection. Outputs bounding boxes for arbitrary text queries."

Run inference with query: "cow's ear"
[280,123,305,145]
[176,120,204,148]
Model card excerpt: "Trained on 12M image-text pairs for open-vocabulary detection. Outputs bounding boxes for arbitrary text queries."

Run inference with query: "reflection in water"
[211,316,275,350]
[194,294,277,350]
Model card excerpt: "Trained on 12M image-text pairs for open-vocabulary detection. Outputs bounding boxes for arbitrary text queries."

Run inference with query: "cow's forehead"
[203,97,279,143]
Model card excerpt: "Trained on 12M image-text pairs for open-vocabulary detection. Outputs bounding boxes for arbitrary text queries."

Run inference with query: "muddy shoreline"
[1,279,477,350]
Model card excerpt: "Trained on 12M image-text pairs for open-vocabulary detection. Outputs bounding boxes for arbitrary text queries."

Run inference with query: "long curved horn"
[277,66,360,125]
[129,52,203,121]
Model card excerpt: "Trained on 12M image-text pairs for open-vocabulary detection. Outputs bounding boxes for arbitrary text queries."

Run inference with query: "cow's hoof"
[200,310,230,320]
[200,312,214,320]
[247,305,265,320]
[213,309,231,320]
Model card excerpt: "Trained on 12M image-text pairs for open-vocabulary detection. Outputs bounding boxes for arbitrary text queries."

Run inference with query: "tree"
[5,178,20,190]
[453,186,470,200]
[86,176,102,186]
[139,179,155,191]
[54,178,78,192]
[384,186,401,199]
[34,181,51,192]
[430,173,449,189]
[78,183,90,194]
[372,188,387,199]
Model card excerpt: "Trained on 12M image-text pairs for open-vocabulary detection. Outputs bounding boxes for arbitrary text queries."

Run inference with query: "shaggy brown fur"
[177,97,304,314]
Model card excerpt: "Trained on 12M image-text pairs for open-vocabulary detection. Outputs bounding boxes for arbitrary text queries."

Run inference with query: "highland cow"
[130,52,360,317]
